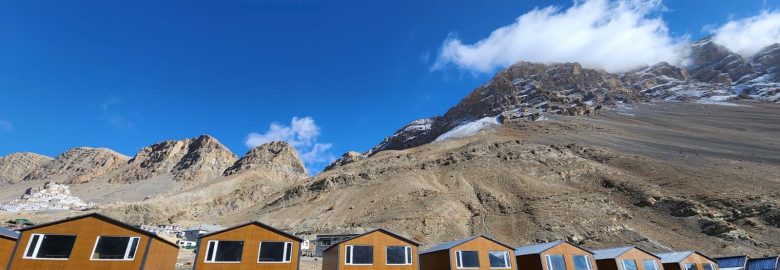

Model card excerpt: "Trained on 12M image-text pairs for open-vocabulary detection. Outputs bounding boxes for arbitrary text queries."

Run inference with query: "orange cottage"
[193,221,303,270]
[322,229,419,270]
[515,241,599,270]
[656,251,719,270]
[0,228,19,270]
[6,212,179,270]
[420,235,517,270]
[591,246,664,270]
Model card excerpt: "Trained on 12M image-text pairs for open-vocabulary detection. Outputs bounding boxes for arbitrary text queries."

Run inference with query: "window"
[703,263,716,270]
[345,245,373,265]
[489,251,511,268]
[258,242,293,263]
[547,255,567,270]
[23,234,77,259]
[387,246,413,265]
[643,260,659,270]
[685,264,700,270]
[622,260,639,270]
[91,236,141,260]
[204,240,243,263]
[574,255,593,270]
[456,251,480,268]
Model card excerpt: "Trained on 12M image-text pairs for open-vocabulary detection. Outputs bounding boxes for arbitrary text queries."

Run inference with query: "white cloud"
[245,116,335,173]
[0,119,13,132]
[433,0,689,73]
[711,10,780,57]
[100,96,133,129]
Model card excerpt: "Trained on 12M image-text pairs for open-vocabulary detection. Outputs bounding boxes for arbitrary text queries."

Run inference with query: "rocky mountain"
[111,135,238,183]
[365,39,780,157]
[223,141,307,182]
[0,153,52,185]
[23,147,129,184]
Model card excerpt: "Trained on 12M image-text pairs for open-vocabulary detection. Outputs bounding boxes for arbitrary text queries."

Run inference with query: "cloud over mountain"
[433,0,689,73]
[245,116,335,172]
[712,10,780,57]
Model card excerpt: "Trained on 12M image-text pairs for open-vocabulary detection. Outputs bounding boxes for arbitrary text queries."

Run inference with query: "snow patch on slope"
[434,117,500,142]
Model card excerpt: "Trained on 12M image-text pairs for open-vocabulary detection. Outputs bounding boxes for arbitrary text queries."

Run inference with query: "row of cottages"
[2,213,180,270]
[716,256,779,270]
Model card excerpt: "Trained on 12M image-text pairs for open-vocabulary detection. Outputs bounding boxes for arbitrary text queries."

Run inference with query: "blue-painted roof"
[422,236,481,254]
[657,251,696,263]
[716,256,749,268]
[747,257,779,270]
[515,241,564,256]
[592,247,635,260]
[0,227,19,239]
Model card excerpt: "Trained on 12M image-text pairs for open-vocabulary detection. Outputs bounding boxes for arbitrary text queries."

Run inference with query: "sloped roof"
[716,256,750,268]
[747,257,779,270]
[0,227,19,239]
[421,235,515,255]
[199,221,302,242]
[657,251,695,263]
[515,240,570,256]
[185,223,225,232]
[591,246,661,260]
[18,212,178,248]
[323,228,419,252]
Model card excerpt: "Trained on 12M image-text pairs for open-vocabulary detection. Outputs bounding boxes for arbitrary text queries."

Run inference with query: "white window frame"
[204,240,243,263]
[22,233,76,260]
[90,236,141,261]
[489,250,512,269]
[684,264,699,270]
[456,250,481,269]
[386,246,413,265]
[621,259,639,270]
[643,260,660,270]
[703,263,716,270]
[546,254,568,270]
[345,245,374,265]
[573,255,593,270]
[257,241,293,263]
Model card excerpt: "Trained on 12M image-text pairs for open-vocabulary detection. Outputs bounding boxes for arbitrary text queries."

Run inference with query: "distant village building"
[0,182,96,212]
[0,227,19,269]
[591,246,663,270]
[656,251,719,270]
[322,229,419,270]
[193,221,302,270]
[420,235,517,270]
[746,257,778,270]
[716,256,750,270]
[184,224,226,242]
[515,240,598,270]
[6,213,179,270]
[314,233,358,257]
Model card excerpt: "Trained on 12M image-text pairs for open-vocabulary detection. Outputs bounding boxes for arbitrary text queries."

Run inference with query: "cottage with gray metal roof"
[515,241,597,270]
[590,246,663,270]
[420,235,516,270]
[655,251,718,270]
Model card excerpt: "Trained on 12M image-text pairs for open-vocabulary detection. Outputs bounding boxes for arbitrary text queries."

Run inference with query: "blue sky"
[1,0,778,173]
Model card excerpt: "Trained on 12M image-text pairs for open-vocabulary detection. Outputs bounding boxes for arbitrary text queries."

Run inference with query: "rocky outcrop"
[223,141,307,182]
[0,152,52,185]
[23,147,128,184]
[371,62,644,153]
[113,135,237,183]
[688,39,753,84]
[323,151,366,171]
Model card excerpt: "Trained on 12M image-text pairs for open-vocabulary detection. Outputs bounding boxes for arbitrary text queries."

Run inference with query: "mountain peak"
[0,152,53,185]
[23,147,129,184]
[223,141,307,182]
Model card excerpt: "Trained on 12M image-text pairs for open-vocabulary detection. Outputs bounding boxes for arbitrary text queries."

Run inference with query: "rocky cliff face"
[364,40,780,159]
[223,141,307,182]
[23,148,128,184]
[0,153,52,185]
[113,135,237,183]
